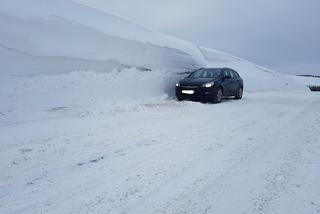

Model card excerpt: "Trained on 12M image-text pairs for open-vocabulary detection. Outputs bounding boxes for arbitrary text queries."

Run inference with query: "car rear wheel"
[213,88,223,103]
[235,87,243,100]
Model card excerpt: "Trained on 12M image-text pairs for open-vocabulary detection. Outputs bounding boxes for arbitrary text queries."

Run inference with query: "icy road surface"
[1,92,320,214]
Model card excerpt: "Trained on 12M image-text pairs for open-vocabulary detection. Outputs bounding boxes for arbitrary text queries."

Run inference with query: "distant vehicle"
[175,68,244,103]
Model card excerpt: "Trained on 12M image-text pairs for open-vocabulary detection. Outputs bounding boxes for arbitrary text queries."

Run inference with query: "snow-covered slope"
[200,47,305,91]
[290,75,320,87]
[0,0,304,93]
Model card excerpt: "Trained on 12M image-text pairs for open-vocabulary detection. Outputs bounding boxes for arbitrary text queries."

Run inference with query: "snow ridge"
[0,0,305,92]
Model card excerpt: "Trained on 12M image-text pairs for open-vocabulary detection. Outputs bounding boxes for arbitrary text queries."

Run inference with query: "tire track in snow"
[126,95,319,214]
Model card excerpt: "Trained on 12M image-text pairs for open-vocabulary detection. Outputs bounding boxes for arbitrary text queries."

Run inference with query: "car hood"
[179,78,215,86]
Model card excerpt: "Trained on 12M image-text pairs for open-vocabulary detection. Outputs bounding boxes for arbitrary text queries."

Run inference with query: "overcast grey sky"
[76,0,320,74]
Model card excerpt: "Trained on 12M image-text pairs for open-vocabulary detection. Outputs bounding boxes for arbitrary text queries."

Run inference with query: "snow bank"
[0,68,169,114]
[0,0,306,94]
[0,0,206,64]
[0,0,203,75]
[200,47,305,92]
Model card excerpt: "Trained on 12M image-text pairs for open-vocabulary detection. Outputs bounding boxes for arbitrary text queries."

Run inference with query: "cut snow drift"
[0,0,305,95]
[0,68,168,113]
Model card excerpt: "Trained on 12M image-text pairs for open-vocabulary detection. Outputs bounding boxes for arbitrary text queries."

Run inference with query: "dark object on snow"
[175,68,244,103]
[309,86,320,92]
[297,74,320,78]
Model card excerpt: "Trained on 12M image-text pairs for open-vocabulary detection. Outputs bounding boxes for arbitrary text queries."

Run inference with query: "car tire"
[176,96,183,101]
[235,87,243,100]
[213,88,223,103]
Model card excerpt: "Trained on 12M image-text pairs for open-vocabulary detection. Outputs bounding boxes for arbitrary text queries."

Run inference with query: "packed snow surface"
[1,77,320,213]
[1,71,320,214]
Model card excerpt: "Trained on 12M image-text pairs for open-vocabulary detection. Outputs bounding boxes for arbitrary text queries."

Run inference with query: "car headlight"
[176,83,180,87]
[202,82,214,88]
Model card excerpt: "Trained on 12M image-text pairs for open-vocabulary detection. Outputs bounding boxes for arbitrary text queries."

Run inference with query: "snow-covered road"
[1,91,320,214]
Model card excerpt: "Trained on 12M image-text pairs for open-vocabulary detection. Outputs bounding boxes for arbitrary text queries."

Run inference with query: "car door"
[221,69,233,95]
[229,69,239,94]
[230,70,241,93]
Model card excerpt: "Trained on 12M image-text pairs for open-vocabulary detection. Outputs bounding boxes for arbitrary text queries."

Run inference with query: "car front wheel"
[176,96,184,101]
[213,88,223,103]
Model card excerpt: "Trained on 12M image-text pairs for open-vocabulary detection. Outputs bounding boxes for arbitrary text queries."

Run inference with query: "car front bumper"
[175,85,219,101]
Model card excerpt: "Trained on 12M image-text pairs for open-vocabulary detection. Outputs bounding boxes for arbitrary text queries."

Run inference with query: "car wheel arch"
[219,86,224,95]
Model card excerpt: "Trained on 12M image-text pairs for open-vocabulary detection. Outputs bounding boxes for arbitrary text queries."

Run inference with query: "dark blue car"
[175,68,244,103]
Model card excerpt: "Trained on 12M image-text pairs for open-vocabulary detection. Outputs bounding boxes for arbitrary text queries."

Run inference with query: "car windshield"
[188,68,221,78]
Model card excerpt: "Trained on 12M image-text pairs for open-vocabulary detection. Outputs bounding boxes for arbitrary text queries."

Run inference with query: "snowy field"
[1,72,320,214]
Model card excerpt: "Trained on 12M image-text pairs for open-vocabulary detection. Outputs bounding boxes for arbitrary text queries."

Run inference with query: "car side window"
[232,70,239,78]
[230,70,236,78]
[223,70,231,79]
[233,71,240,78]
